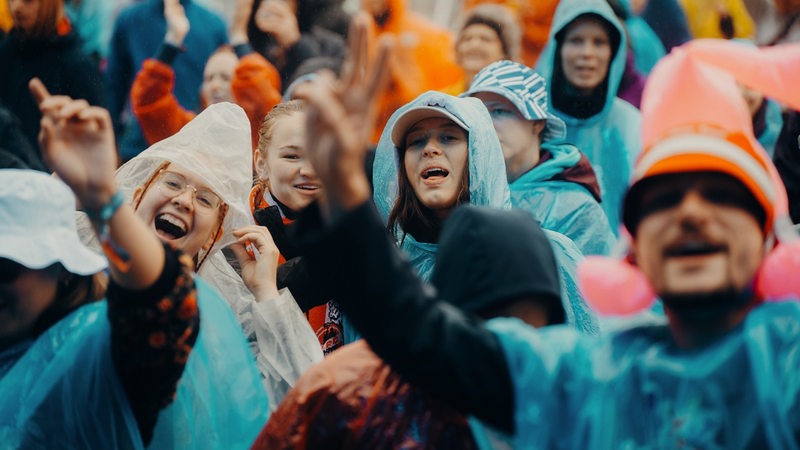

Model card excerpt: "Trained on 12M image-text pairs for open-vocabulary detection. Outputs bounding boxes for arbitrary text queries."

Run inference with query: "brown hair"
[387,142,471,244]
[23,0,64,39]
[456,4,522,62]
[33,267,107,337]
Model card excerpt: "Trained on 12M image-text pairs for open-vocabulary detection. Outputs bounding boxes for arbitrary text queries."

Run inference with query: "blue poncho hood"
[536,0,628,125]
[372,91,511,280]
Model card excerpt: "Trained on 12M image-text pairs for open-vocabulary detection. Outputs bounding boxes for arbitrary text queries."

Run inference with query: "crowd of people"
[2,0,800,448]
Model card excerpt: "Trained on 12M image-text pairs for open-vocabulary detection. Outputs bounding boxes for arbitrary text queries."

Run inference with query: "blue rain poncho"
[536,0,642,233]
[758,99,784,158]
[511,141,615,256]
[372,91,596,333]
[372,92,511,281]
[617,0,665,75]
[482,300,800,449]
[0,278,269,449]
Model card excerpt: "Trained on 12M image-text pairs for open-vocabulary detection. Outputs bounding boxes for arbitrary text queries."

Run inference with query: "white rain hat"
[115,102,255,253]
[0,169,107,275]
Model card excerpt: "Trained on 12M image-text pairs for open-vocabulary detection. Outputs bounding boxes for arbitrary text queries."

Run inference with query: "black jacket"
[0,28,105,168]
[295,202,533,434]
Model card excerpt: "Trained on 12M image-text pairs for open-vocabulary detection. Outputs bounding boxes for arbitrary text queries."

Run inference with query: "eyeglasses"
[0,258,30,284]
[157,171,223,212]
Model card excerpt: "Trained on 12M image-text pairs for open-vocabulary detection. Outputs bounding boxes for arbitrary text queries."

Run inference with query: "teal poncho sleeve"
[483,301,800,449]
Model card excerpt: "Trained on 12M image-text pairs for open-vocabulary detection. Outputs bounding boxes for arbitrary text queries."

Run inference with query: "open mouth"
[295,184,320,192]
[421,167,449,180]
[664,241,726,258]
[154,213,188,239]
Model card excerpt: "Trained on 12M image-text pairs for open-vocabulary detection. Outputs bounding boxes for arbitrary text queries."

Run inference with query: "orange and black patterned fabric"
[107,245,200,445]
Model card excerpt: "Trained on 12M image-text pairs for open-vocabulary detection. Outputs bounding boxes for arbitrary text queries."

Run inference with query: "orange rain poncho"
[362,0,462,143]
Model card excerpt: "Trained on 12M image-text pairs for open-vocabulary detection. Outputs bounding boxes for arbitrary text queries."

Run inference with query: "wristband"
[85,190,125,224]
[85,191,131,272]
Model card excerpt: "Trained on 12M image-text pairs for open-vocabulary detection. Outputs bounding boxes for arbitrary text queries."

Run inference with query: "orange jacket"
[0,0,11,32]
[364,0,463,143]
[463,0,559,66]
[131,53,281,150]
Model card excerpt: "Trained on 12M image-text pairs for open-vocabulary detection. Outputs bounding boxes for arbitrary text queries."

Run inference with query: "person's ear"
[531,120,546,138]
[254,149,270,182]
[202,225,224,252]
[132,187,144,209]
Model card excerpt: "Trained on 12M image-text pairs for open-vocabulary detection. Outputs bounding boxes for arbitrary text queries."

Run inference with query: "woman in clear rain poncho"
[535,0,642,233]
[0,82,265,449]
[372,90,597,332]
[99,100,322,410]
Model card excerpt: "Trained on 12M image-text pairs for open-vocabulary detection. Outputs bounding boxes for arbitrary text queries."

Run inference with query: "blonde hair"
[257,100,307,159]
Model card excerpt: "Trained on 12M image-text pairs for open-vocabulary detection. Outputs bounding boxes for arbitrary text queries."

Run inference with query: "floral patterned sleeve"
[106,244,200,446]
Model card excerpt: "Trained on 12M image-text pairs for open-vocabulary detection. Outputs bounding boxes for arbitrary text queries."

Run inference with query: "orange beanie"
[622,40,800,236]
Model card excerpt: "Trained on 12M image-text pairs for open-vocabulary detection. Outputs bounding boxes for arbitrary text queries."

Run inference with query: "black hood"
[432,205,564,323]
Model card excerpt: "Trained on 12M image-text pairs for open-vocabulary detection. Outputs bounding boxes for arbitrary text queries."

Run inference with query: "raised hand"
[30,78,118,211]
[230,0,255,45]
[164,0,190,47]
[293,13,392,213]
[254,0,300,49]
[230,225,282,301]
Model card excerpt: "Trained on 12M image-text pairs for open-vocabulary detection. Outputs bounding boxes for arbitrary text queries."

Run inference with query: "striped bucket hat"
[462,60,567,142]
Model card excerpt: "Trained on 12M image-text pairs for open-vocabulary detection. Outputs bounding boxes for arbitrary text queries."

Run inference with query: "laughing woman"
[372,91,597,331]
[113,99,323,408]
[535,0,642,232]
[0,81,265,449]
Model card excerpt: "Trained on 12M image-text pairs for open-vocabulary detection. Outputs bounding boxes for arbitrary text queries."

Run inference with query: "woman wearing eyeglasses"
[112,96,324,408]
[0,81,268,448]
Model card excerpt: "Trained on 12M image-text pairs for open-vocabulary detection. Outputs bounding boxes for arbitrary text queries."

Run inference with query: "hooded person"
[109,101,323,410]
[535,0,642,232]
[463,60,615,255]
[372,91,597,332]
[608,0,665,75]
[252,205,566,449]
[291,32,800,448]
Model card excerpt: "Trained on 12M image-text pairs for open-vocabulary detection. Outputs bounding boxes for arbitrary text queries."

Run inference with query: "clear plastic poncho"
[113,101,321,409]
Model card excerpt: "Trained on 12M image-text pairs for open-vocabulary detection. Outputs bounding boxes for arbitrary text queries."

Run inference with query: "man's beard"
[660,284,755,324]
